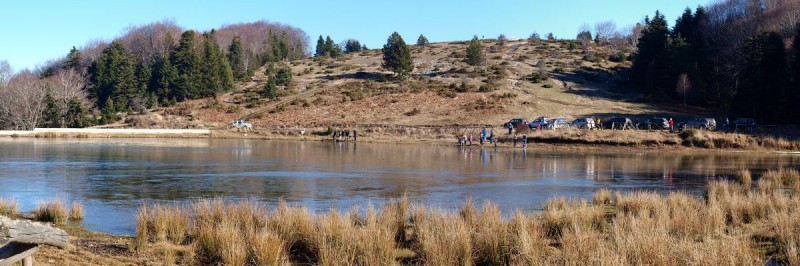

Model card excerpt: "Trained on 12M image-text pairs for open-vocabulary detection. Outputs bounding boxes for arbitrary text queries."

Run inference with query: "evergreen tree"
[324,36,335,57]
[64,46,82,70]
[228,36,248,81]
[65,97,92,128]
[273,64,293,86]
[262,78,279,99]
[197,30,234,97]
[89,41,138,111]
[151,56,178,105]
[631,11,670,96]
[381,32,413,78]
[737,32,788,123]
[361,44,368,51]
[792,25,800,123]
[315,35,326,57]
[42,91,62,128]
[171,30,200,100]
[465,35,484,67]
[344,39,362,53]
[101,98,118,124]
[417,34,429,46]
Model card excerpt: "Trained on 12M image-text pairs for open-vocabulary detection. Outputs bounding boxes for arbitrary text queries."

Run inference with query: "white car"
[570,118,596,129]
[230,119,253,131]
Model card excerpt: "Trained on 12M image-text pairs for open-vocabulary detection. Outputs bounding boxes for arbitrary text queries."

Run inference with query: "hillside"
[133,39,706,130]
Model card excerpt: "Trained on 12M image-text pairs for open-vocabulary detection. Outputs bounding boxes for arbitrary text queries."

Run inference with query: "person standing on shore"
[490,131,497,147]
[669,118,674,131]
[469,134,473,146]
[522,134,527,149]
[353,129,357,142]
[507,122,513,135]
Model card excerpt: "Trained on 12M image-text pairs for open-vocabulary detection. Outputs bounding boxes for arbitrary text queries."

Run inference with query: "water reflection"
[0,138,798,235]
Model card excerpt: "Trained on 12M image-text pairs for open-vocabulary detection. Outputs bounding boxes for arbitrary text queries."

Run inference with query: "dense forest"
[0,20,309,129]
[630,0,800,124]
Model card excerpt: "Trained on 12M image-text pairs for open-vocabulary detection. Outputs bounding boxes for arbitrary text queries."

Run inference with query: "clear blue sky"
[0,0,707,71]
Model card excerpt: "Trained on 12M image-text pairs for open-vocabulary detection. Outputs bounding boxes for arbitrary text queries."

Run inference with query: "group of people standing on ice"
[332,129,357,142]
[458,128,499,147]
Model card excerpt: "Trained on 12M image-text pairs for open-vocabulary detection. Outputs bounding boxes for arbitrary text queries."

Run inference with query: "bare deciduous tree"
[628,23,644,48]
[0,60,12,87]
[594,21,617,43]
[0,71,47,130]
[676,73,691,106]
[119,19,183,64]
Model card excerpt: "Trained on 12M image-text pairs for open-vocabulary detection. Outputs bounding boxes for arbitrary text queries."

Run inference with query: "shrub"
[478,84,496,92]
[405,108,421,116]
[526,71,549,83]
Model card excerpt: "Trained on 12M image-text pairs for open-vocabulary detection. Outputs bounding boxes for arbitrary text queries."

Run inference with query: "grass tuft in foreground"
[133,168,800,265]
[0,196,19,217]
[33,197,68,225]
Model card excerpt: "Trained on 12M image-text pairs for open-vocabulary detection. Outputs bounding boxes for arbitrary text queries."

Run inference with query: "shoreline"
[1,127,798,153]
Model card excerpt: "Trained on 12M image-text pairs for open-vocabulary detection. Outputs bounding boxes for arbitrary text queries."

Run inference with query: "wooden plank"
[0,243,39,266]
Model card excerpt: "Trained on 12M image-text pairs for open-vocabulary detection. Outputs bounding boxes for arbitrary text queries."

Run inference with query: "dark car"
[601,117,634,130]
[505,118,529,128]
[732,118,756,132]
[637,117,669,130]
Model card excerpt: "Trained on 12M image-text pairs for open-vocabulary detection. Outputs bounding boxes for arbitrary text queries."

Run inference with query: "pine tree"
[737,32,788,123]
[792,25,800,123]
[42,91,62,128]
[465,35,484,67]
[262,78,279,99]
[228,36,248,81]
[101,98,118,124]
[64,46,82,70]
[345,39,362,53]
[417,34,429,46]
[631,11,670,96]
[152,56,178,105]
[171,30,200,100]
[65,97,92,128]
[89,41,137,111]
[315,35,326,57]
[381,32,413,79]
[273,64,292,86]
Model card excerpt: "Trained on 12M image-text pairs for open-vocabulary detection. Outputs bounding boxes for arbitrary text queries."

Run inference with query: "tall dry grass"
[69,201,84,220]
[34,197,68,225]
[0,196,18,217]
[131,169,800,265]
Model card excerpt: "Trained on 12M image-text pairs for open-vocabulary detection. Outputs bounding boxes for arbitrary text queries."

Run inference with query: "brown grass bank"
[120,168,800,265]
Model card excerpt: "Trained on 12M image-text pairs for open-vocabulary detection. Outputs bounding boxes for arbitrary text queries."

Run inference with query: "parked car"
[682,118,717,130]
[732,118,756,132]
[505,118,529,128]
[570,118,596,130]
[230,119,253,131]
[529,116,551,129]
[637,117,669,130]
[600,117,634,130]
[545,117,570,130]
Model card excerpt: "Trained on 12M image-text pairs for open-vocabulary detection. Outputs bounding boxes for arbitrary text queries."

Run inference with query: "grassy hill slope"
[133,39,709,129]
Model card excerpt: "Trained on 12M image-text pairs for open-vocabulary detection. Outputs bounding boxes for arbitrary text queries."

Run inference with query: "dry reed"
[0,197,18,217]
[69,201,84,220]
[129,168,800,265]
[34,197,68,225]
